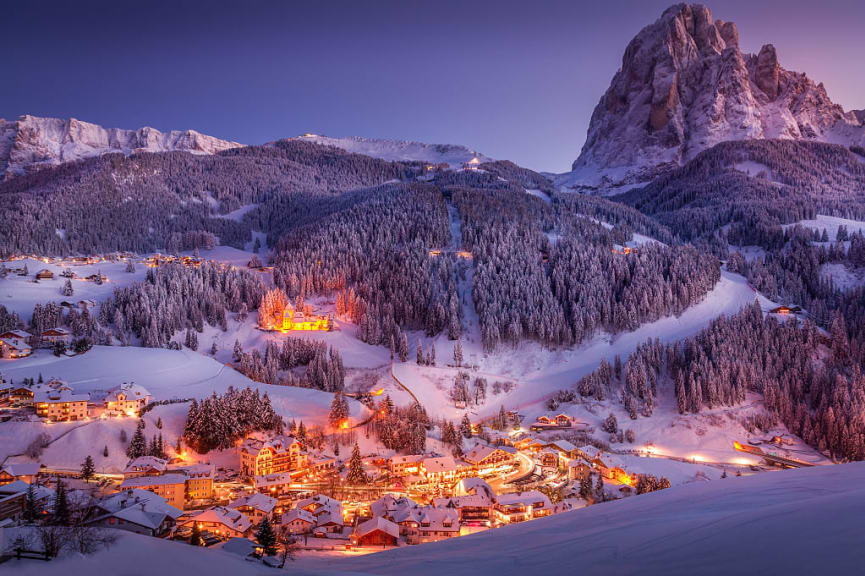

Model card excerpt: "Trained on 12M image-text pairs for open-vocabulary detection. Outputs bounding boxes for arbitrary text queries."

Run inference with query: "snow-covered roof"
[546,439,578,453]
[422,456,461,474]
[98,489,168,514]
[41,327,71,336]
[0,330,31,340]
[253,472,292,489]
[241,434,298,457]
[1,462,41,477]
[121,472,187,489]
[354,516,399,540]
[187,506,252,533]
[0,480,36,496]
[433,493,493,509]
[169,463,214,479]
[229,493,277,515]
[33,386,89,404]
[106,382,151,402]
[124,456,168,475]
[578,445,604,462]
[495,491,551,509]
[455,477,495,498]
[93,499,182,531]
[371,494,418,519]
[418,508,459,533]
[218,537,259,558]
[282,508,315,526]
[465,444,516,464]
[389,454,425,466]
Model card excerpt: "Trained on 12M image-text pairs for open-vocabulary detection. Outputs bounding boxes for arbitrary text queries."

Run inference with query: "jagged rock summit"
[564,3,865,191]
[0,115,243,180]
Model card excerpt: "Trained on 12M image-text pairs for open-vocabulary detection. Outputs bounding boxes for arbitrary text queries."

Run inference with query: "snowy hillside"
[0,346,366,423]
[0,115,243,180]
[290,134,491,168]
[0,346,368,471]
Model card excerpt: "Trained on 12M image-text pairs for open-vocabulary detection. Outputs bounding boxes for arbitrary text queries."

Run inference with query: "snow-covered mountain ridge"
[563,3,865,191]
[0,115,243,180]
[288,133,491,168]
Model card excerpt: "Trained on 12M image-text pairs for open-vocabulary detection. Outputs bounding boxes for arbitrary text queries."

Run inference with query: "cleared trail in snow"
[445,198,482,352]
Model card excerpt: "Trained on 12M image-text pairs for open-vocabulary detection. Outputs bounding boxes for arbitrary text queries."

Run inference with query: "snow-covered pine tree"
[346,442,368,484]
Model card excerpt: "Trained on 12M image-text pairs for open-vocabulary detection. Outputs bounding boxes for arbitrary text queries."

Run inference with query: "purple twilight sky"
[2,0,863,173]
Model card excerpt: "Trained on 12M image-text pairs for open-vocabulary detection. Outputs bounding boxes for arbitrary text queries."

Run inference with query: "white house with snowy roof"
[281,508,316,534]
[228,492,278,524]
[88,494,182,537]
[182,505,253,539]
[0,329,32,358]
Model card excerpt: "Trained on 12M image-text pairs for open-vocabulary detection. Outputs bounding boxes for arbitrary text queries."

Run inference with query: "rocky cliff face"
[0,115,243,180]
[567,3,865,190]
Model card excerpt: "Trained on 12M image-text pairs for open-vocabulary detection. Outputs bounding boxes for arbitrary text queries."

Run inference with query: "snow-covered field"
[728,244,766,262]
[524,188,551,204]
[783,214,865,240]
[7,463,863,575]
[0,346,366,423]
[0,257,148,320]
[821,262,865,291]
[733,160,774,180]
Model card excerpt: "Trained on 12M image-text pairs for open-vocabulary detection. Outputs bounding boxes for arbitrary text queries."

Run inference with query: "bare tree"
[277,530,299,569]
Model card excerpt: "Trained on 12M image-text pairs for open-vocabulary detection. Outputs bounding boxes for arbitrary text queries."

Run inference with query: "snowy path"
[445,199,482,354]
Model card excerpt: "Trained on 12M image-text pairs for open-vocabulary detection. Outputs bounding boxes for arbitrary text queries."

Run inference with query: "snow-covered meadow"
[0,257,148,320]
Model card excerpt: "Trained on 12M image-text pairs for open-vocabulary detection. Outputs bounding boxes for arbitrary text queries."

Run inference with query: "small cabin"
[41,327,72,346]
[35,269,54,280]
[769,305,802,315]
[463,157,482,171]
[282,306,329,331]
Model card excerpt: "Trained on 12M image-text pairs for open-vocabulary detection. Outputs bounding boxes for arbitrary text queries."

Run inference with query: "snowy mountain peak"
[288,133,491,167]
[565,3,865,190]
[0,115,243,180]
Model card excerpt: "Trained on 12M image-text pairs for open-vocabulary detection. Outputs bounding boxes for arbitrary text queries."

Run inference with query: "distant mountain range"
[0,115,243,181]
[0,116,491,181]
[561,3,865,191]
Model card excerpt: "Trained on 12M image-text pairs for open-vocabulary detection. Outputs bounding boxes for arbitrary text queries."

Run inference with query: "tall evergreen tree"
[81,455,95,483]
[255,517,278,556]
[126,419,147,459]
[460,413,473,438]
[24,482,38,523]
[190,522,202,546]
[346,443,368,485]
[53,478,70,526]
